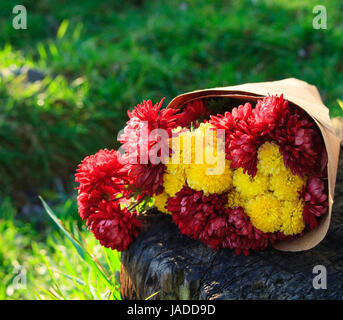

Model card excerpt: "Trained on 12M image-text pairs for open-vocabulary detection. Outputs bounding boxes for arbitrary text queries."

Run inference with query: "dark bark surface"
[121,147,343,300]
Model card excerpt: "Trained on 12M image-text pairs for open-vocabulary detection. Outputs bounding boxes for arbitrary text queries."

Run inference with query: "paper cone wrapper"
[167,78,341,252]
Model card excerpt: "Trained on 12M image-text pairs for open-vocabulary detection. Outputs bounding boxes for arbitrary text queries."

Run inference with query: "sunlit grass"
[0,197,121,300]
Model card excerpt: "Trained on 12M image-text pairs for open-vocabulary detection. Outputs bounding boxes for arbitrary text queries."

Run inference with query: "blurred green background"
[0,0,342,299]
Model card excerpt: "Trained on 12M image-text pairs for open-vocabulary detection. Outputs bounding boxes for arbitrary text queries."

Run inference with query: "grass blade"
[39,196,112,288]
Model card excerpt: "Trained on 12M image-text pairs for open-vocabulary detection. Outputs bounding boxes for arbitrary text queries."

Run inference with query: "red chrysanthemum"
[269,107,324,177]
[301,176,328,230]
[119,98,181,195]
[178,99,210,127]
[87,201,141,251]
[168,186,228,240]
[75,149,131,220]
[199,214,229,251]
[250,94,289,136]
[210,103,261,176]
[119,98,180,163]
[222,207,284,256]
[77,185,118,220]
[128,162,166,196]
[75,149,129,193]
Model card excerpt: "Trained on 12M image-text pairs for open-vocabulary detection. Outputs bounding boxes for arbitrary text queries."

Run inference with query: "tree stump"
[120,146,343,300]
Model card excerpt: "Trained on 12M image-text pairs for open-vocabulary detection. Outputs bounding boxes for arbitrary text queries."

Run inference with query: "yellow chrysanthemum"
[257,142,285,176]
[167,123,229,196]
[245,193,282,233]
[280,200,305,235]
[233,168,269,198]
[163,171,185,197]
[270,168,306,201]
[169,123,223,168]
[227,189,244,208]
[185,146,233,195]
[167,128,189,174]
[165,145,186,177]
[165,161,185,177]
[153,192,171,215]
[181,130,202,165]
[168,143,182,167]
[197,122,218,148]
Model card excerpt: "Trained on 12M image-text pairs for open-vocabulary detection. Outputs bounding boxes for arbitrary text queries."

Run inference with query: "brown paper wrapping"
[167,78,341,252]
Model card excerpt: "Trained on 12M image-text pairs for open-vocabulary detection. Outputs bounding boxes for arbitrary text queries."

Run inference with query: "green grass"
[0,197,121,300]
[1,0,343,299]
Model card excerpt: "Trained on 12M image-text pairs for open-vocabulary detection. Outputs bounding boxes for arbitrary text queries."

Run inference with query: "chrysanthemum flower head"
[245,193,282,233]
[153,191,171,215]
[280,200,305,235]
[174,130,196,165]
[185,147,233,195]
[270,167,306,201]
[128,162,166,196]
[233,167,269,198]
[165,130,186,176]
[75,149,131,220]
[169,123,230,196]
[118,98,182,195]
[168,128,194,170]
[269,107,324,177]
[251,94,288,135]
[197,122,218,146]
[163,170,185,197]
[222,207,284,255]
[168,186,228,239]
[210,103,261,177]
[75,149,129,193]
[257,141,285,176]
[119,98,180,162]
[87,201,141,251]
[168,126,189,156]
[178,123,219,166]
[199,215,229,251]
[226,189,244,208]
[301,176,328,230]
[127,98,180,133]
[231,102,253,122]
[77,185,117,221]
[178,99,210,127]
[165,160,185,177]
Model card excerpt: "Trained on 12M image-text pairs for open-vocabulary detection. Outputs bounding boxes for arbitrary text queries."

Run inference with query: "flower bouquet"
[75,78,340,255]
